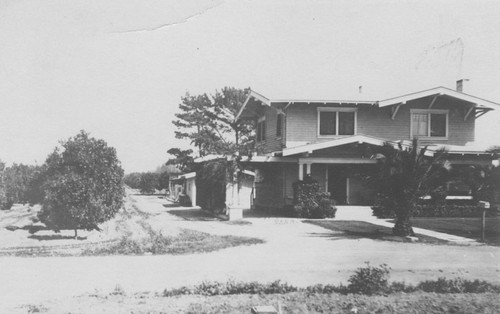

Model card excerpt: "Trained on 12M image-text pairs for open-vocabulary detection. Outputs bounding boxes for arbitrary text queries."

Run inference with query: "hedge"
[372,203,496,218]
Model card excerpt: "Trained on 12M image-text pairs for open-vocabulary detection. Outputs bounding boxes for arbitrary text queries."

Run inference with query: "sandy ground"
[1,192,499,312]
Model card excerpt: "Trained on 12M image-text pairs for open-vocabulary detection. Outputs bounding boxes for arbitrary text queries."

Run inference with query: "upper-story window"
[317,108,357,137]
[276,114,283,137]
[410,109,448,138]
[256,117,266,142]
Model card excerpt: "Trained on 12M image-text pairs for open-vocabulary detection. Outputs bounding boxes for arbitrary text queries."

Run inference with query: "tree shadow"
[162,203,181,208]
[5,224,48,234]
[28,234,88,241]
[242,209,295,219]
[165,208,223,221]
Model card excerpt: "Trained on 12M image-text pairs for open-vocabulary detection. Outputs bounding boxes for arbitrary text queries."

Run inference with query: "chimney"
[456,79,469,92]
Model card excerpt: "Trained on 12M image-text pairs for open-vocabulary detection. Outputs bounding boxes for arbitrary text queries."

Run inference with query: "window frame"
[410,109,449,139]
[317,107,357,138]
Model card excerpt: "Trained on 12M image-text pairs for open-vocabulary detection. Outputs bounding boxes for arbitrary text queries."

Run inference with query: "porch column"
[298,162,304,180]
[306,163,311,175]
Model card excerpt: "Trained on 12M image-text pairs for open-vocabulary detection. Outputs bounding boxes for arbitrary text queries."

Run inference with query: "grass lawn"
[24,291,500,314]
[409,217,500,246]
[82,228,265,256]
[0,229,264,257]
[305,220,450,244]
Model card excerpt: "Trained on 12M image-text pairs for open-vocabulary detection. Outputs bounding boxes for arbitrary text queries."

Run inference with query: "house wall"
[255,107,285,154]
[281,96,475,149]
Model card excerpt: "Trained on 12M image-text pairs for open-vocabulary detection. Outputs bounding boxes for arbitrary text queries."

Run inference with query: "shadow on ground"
[28,234,88,241]
[242,209,294,219]
[305,220,449,244]
[165,207,223,221]
[5,224,48,234]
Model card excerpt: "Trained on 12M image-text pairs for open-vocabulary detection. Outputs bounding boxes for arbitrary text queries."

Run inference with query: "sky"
[1,0,499,173]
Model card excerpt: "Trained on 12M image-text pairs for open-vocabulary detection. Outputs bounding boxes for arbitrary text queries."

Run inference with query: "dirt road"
[1,193,499,311]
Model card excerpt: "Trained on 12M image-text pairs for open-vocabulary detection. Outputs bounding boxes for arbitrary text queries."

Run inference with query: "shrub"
[347,263,390,295]
[372,202,491,218]
[416,277,500,293]
[163,280,298,297]
[412,204,491,217]
[292,176,336,218]
[178,194,192,207]
[160,275,500,297]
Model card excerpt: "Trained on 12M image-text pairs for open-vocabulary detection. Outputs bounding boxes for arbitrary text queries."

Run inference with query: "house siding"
[282,96,475,147]
[255,107,285,154]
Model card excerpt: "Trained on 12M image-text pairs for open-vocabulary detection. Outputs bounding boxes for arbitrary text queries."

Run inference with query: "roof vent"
[456,79,469,92]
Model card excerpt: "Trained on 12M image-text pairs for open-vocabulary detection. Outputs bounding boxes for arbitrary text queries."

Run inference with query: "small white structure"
[169,172,197,206]
[226,170,255,220]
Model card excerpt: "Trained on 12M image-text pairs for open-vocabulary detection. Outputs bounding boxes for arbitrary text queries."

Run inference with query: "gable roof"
[236,86,500,121]
[376,86,499,110]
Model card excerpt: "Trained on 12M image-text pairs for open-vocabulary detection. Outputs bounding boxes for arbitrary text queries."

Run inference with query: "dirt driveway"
[1,193,499,311]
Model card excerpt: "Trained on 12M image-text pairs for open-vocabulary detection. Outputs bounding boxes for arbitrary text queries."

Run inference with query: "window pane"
[430,114,446,137]
[412,113,428,136]
[338,112,355,135]
[320,112,336,135]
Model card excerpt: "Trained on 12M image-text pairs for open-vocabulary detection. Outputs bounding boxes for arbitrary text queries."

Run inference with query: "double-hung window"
[318,108,356,136]
[410,109,448,138]
[256,117,266,142]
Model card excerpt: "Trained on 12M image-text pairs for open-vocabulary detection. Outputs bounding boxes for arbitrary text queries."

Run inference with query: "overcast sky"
[1,0,499,172]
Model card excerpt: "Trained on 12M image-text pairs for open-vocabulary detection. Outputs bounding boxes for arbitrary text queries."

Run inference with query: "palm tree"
[374,138,449,236]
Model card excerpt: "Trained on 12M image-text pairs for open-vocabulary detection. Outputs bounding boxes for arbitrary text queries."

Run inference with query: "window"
[411,110,448,138]
[256,118,266,142]
[318,108,356,136]
[276,114,283,137]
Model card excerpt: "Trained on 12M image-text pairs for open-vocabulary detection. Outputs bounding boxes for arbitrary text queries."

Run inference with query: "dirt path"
[1,193,500,311]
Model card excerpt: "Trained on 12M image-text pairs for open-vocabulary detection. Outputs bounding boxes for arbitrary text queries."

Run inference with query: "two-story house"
[235,81,499,210]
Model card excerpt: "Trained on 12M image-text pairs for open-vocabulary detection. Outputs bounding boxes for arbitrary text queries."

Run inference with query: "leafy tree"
[2,163,41,208]
[38,131,125,238]
[124,172,142,189]
[457,164,500,203]
[157,171,170,191]
[374,139,449,236]
[168,87,254,165]
[139,172,159,194]
[166,148,194,172]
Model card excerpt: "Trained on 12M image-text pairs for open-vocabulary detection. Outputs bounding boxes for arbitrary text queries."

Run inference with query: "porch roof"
[281,135,387,157]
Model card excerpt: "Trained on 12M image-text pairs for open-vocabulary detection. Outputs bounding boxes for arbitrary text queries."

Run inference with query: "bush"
[178,194,192,207]
[160,274,500,297]
[416,277,500,293]
[412,204,491,217]
[372,203,492,218]
[292,176,336,218]
[163,279,298,297]
[347,263,390,295]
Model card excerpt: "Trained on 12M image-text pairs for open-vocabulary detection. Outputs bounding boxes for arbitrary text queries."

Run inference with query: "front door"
[328,167,348,205]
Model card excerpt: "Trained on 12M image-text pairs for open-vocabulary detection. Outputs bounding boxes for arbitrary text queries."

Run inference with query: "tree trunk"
[393,207,414,236]
[74,228,78,240]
